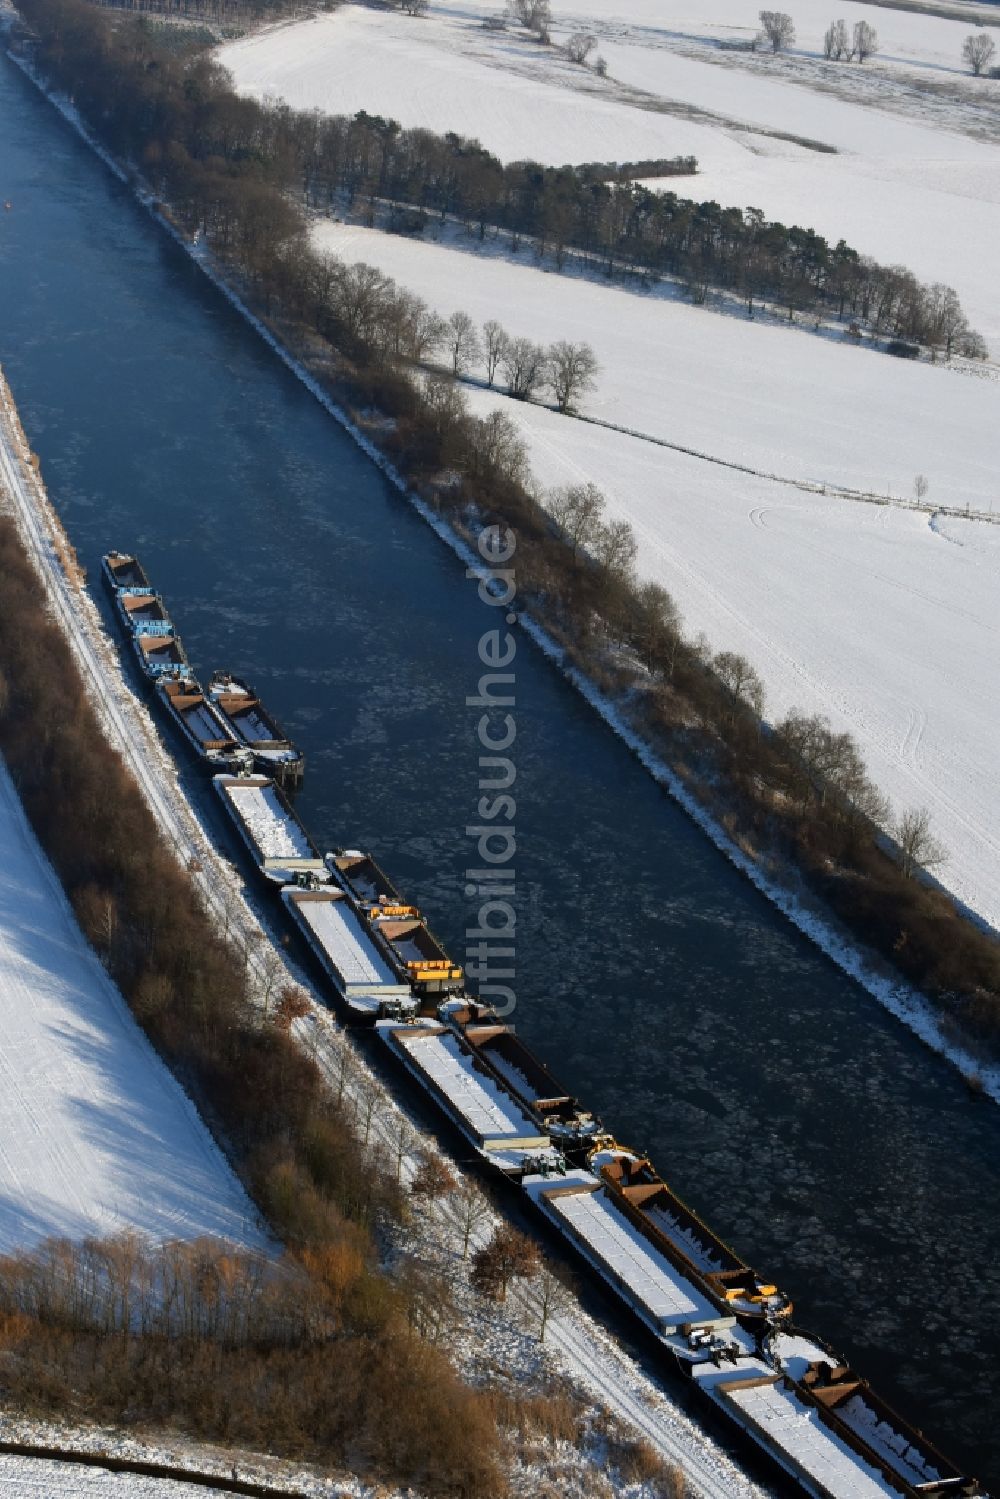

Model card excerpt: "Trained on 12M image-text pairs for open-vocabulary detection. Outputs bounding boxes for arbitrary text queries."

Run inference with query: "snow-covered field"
[312,220,1000,511]
[219,0,1000,351]
[0,760,263,1254]
[458,383,1000,930]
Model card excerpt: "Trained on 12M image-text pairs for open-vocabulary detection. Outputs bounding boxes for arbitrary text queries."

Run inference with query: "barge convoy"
[102,552,303,784]
[100,549,983,1499]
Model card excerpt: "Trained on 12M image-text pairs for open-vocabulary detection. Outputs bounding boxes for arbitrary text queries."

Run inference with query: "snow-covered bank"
[0,755,263,1254]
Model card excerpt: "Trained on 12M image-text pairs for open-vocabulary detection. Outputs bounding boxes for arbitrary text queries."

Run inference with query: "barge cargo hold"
[328,850,405,909]
[766,1334,980,1498]
[102,549,150,592]
[523,1169,742,1360]
[156,675,239,767]
[208,672,304,784]
[377,1020,556,1172]
[595,1149,791,1322]
[213,773,326,884]
[134,630,189,680]
[369,909,463,996]
[456,1015,600,1152]
[282,886,414,1017]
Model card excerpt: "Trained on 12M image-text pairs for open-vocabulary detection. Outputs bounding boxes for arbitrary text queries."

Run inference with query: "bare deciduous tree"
[714,650,765,723]
[823,18,849,59]
[500,335,549,399]
[594,53,608,76]
[444,309,482,375]
[895,807,946,879]
[759,9,795,52]
[400,0,429,13]
[913,474,929,503]
[547,339,599,412]
[962,31,996,75]
[566,30,597,64]
[482,319,508,386]
[632,580,681,668]
[852,19,878,61]
[549,481,606,560]
[411,1150,457,1201]
[507,0,550,36]
[532,1259,575,1341]
[471,1222,540,1301]
[469,409,530,485]
[594,517,638,584]
[454,1178,491,1259]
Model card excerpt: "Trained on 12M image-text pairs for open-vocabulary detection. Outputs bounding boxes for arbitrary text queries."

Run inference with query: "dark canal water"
[1,51,997,1485]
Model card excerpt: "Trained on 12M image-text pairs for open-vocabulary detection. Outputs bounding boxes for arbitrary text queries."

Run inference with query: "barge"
[114,587,173,635]
[378,1020,558,1174]
[281,885,415,1018]
[369,908,463,996]
[133,629,189,681]
[764,1333,981,1498]
[208,672,304,785]
[523,1168,745,1363]
[594,1148,791,1322]
[156,675,240,768]
[102,550,151,592]
[213,773,326,884]
[329,852,463,996]
[328,850,405,909]
[450,1008,600,1155]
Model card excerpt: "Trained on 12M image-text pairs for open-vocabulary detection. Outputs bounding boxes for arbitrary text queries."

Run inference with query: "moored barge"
[328,852,463,996]
[448,1006,600,1156]
[208,672,304,786]
[156,674,240,768]
[523,1167,745,1363]
[594,1147,792,1323]
[378,1019,558,1174]
[102,549,150,592]
[213,773,326,884]
[282,884,415,1019]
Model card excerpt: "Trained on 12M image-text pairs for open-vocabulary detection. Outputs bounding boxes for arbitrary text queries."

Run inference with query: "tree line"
[12,0,1000,1051]
[28,0,984,353]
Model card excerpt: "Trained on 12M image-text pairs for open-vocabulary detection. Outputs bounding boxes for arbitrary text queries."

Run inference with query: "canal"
[0,49,997,1485]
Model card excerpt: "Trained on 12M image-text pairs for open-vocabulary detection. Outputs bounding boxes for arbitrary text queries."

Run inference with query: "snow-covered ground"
[461,383,1000,932]
[0,759,263,1254]
[312,220,999,511]
[219,0,1000,351]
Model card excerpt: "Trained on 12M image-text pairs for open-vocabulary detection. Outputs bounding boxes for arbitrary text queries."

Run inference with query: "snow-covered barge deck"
[282,885,414,1017]
[208,672,303,785]
[524,1169,740,1359]
[214,773,325,884]
[378,1020,554,1172]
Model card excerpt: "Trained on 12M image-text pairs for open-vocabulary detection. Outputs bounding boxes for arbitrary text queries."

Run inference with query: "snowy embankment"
[0,358,766,1499]
[0,761,264,1254]
[309,219,1000,934]
[219,0,1000,353]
